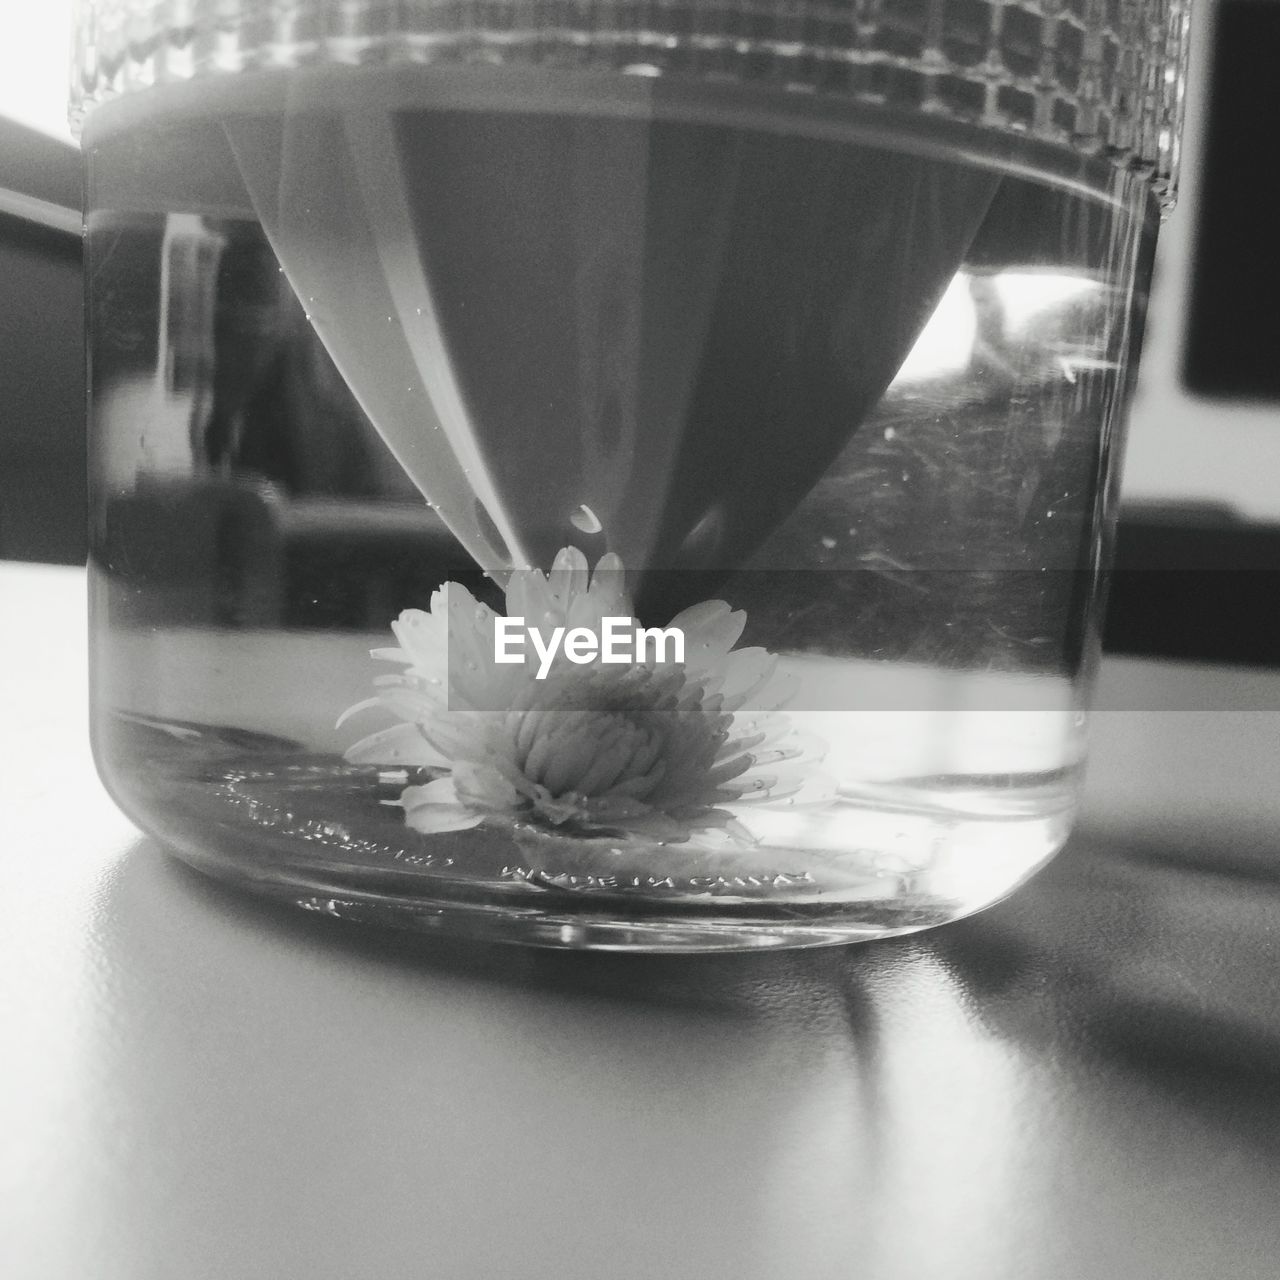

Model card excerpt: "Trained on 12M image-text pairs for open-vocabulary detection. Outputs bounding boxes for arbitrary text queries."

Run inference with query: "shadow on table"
[99,832,902,1027]
[79,833,1280,1279]
[84,838,902,1280]
[937,837,1280,1146]
[102,829,1280,1102]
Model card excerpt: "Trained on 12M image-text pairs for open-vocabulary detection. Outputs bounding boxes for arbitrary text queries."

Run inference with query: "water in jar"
[85,65,1157,949]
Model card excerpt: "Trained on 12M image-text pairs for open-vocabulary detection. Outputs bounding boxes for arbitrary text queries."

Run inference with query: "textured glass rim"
[69,0,1193,206]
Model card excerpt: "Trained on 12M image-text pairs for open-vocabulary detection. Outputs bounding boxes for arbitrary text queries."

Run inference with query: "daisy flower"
[340,547,827,844]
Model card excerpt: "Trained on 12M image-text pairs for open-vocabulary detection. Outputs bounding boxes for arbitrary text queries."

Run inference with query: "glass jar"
[77,0,1191,950]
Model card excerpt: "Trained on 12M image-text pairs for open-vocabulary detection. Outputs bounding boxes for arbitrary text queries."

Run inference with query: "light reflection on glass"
[893,271,1106,385]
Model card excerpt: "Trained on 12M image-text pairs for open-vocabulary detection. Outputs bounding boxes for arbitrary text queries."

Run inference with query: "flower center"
[516,708,665,799]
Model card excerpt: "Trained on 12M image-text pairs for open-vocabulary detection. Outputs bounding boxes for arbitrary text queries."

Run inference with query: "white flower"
[340,547,827,843]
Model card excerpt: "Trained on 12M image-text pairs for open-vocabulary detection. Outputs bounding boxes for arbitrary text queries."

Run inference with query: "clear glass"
[79,0,1190,950]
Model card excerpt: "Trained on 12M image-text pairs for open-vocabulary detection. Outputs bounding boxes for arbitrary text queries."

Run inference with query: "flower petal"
[344,723,449,768]
[391,608,449,670]
[728,765,837,807]
[365,682,445,724]
[402,803,485,836]
[452,761,524,812]
[717,647,779,710]
[504,567,557,632]
[569,551,633,631]
[398,777,485,835]
[667,600,746,669]
[335,696,389,730]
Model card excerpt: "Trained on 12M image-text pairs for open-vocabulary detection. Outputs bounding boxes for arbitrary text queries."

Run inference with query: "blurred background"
[1,0,1276,665]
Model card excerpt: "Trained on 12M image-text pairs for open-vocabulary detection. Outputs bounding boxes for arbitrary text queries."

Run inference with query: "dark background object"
[1108,504,1280,668]
[1183,0,1280,399]
[3,30,1279,668]
[0,116,85,564]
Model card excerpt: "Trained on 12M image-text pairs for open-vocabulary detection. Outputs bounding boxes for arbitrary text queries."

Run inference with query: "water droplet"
[883,426,897,440]
[679,505,725,565]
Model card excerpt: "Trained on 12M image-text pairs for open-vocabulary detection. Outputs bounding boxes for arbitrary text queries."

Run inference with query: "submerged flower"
[340,547,826,843]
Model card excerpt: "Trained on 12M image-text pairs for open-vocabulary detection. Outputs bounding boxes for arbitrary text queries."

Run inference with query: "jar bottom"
[158,837,1066,952]
[100,714,1070,951]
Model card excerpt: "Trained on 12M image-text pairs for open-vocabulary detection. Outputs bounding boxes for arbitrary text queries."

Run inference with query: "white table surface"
[3,561,1279,1280]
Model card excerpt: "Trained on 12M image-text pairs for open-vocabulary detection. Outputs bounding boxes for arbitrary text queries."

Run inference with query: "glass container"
[77,0,1192,950]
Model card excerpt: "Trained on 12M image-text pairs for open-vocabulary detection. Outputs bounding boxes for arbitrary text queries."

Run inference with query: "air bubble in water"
[570,504,603,534]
